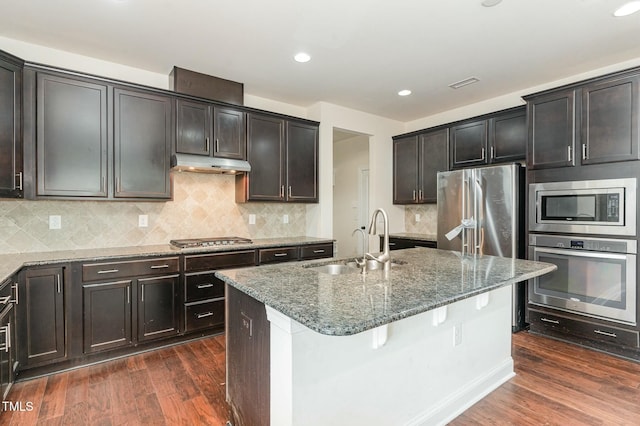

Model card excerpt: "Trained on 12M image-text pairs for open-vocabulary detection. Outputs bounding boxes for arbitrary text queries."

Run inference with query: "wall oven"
[529,234,637,325]
[529,178,637,236]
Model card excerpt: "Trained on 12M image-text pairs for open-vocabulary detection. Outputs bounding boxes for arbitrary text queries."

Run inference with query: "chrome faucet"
[365,208,391,272]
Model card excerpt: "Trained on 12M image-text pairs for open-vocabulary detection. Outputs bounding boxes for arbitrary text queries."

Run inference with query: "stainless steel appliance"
[437,163,526,330]
[528,178,637,236]
[170,237,253,249]
[528,234,637,325]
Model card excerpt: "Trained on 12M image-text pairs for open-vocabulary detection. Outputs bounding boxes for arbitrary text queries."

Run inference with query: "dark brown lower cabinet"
[226,284,270,426]
[0,302,15,401]
[138,275,179,341]
[17,267,66,368]
[82,280,133,354]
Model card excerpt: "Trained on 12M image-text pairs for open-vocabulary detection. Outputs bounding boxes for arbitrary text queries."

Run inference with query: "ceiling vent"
[448,77,480,89]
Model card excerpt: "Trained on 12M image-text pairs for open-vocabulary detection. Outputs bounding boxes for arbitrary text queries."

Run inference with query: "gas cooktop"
[169,237,253,248]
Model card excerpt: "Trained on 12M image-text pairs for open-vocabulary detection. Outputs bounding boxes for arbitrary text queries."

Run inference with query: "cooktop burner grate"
[169,237,253,248]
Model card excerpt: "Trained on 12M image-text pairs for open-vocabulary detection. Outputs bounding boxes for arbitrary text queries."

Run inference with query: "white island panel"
[267,285,513,426]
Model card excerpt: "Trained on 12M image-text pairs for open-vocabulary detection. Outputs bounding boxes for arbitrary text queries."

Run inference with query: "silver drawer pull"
[313,249,325,254]
[389,243,397,246]
[274,253,288,257]
[150,264,170,269]
[594,329,617,338]
[196,312,214,319]
[0,296,10,305]
[197,283,214,289]
[540,317,560,324]
[97,269,119,274]
[12,284,18,305]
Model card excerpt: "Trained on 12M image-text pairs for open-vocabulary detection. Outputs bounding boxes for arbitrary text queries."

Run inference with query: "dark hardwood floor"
[2,331,640,425]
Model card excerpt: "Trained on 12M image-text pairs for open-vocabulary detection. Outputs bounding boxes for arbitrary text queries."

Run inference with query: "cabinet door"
[176,99,210,155]
[37,74,108,197]
[527,90,576,169]
[213,106,245,160]
[286,121,318,202]
[450,120,488,168]
[489,109,526,163]
[393,136,419,204]
[18,267,65,366]
[82,280,133,354]
[138,275,179,342]
[245,114,285,201]
[0,303,14,401]
[114,88,172,199]
[0,55,23,198]
[419,129,448,203]
[581,75,640,165]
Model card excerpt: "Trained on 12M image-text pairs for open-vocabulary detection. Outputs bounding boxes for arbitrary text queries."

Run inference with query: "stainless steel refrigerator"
[437,163,526,331]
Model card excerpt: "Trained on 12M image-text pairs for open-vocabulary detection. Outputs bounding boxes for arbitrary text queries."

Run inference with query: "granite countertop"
[388,232,437,242]
[0,236,334,284]
[216,247,556,336]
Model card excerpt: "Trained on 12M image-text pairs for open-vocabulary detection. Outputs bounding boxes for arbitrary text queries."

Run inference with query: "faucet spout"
[365,208,391,272]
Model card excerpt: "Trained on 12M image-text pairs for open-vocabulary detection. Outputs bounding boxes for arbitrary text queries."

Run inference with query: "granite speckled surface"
[216,247,556,336]
[0,237,334,283]
[389,233,437,242]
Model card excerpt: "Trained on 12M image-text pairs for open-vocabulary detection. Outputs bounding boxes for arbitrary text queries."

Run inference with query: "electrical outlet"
[453,323,462,347]
[415,213,421,222]
[283,214,289,224]
[241,312,253,338]
[249,214,256,225]
[138,214,149,228]
[49,215,62,230]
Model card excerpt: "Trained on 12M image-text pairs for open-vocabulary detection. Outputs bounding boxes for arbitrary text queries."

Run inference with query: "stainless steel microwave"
[528,178,637,236]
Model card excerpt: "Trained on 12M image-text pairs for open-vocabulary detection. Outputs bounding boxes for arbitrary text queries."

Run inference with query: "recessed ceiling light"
[614,1,640,16]
[294,52,311,63]
[398,89,412,96]
[481,0,502,7]
[448,77,480,89]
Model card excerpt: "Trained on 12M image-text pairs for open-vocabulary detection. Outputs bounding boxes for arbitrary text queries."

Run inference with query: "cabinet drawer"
[185,272,225,302]
[529,309,639,348]
[82,257,179,282]
[300,243,333,260]
[259,247,299,264]
[184,250,256,272]
[185,300,225,332]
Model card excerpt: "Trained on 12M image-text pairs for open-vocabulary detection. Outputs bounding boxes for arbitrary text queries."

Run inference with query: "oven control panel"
[529,234,637,254]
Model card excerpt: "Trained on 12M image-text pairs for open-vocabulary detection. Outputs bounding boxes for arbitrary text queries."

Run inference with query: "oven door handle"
[532,246,632,260]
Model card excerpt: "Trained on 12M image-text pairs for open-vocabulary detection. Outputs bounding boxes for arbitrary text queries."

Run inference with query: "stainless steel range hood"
[170,154,251,174]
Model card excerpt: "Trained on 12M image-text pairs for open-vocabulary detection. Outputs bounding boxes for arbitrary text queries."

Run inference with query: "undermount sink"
[306,259,407,275]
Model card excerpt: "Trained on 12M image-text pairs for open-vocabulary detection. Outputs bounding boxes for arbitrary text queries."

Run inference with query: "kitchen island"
[216,247,556,426]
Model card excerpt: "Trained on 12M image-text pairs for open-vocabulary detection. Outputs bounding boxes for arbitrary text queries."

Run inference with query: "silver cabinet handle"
[57,274,61,294]
[490,146,495,160]
[540,317,560,324]
[567,145,572,161]
[481,147,486,160]
[141,286,144,302]
[288,186,292,197]
[97,269,119,274]
[5,323,10,351]
[412,190,416,201]
[197,283,214,289]
[205,137,210,152]
[389,242,397,246]
[313,249,325,254]
[274,253,288,257]
[418,189,423,201]
[216,138,220,153]
[127,286,130,304]
[280,185,285,198]
[582,143,587,160]
[0,326,7,352]
[16,172,23,191]
[12,284,18,305]
[150,264,169,269]
[197,312,214,319]
[594,329,617,338]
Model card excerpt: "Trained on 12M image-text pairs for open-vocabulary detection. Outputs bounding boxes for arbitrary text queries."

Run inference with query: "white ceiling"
[2,0,640,121]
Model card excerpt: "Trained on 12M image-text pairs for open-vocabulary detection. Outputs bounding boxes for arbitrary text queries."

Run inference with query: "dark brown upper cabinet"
[0,51,23,199]
[450,107,526,169]
[237,113,318,203]
[114,87,172,199]
[526,68,640,169]
[176,99,245,159]
[24,67,174,200]
[35,73,109,197]
[393,128,448,204]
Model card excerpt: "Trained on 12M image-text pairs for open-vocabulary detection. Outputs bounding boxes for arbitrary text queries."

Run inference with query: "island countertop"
[216,247,556,336]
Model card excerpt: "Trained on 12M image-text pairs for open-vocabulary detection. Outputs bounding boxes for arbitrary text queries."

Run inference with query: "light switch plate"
[49,215,62,230]
[249,214,256,225]
[415,214,421,222]
[138,214,149,228]
[283,214,289,224]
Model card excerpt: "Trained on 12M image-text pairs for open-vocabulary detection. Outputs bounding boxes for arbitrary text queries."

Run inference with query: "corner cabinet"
[176,98,245,160]
[237,113,319,203]
[450,107,526,169]
[525,68,640,169]
[23,67,173,200]
[0,51,24,198]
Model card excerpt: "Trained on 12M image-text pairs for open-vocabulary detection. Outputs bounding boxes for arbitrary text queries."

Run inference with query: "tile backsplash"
[0,173,306,254]
[404,204,437,235]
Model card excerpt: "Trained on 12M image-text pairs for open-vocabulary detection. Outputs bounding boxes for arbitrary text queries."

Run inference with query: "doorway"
[332,128,370,257]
